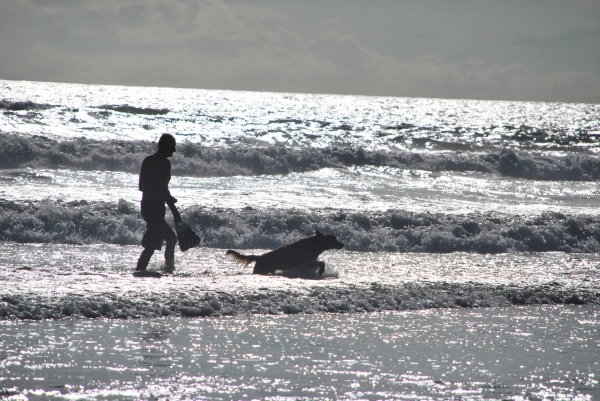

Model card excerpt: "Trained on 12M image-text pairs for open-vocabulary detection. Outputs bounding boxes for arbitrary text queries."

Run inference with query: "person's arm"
[165,158,180,222]
[166,195,182,223]
[138,158,147,192]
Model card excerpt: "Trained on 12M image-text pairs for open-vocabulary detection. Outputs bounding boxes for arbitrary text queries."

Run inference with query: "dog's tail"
[226,250,259,266]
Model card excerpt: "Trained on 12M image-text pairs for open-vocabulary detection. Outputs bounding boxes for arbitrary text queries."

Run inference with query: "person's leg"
[136,247,155,271]
[163,221,177,272]
[139,201,169,271]
[139,217,164,271]
[164,242,175,272]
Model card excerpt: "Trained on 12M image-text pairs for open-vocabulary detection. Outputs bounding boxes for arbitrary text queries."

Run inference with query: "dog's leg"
[317,261,326,276]
[297,260,326,275]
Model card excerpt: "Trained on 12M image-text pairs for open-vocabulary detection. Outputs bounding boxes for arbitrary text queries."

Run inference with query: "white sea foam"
[2,196,600,254]
[2,134,600,181]
[1,244,598,321]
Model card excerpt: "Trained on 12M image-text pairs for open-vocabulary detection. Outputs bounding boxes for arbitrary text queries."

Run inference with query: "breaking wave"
[1,135,599,180]
[1,281,597,321]
[2,199,600,253]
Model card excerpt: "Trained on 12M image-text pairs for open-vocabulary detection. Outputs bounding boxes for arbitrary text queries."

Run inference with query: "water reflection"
[1,306,597,400]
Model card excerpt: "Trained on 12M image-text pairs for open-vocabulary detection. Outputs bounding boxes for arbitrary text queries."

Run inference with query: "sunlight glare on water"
[2,79,600,400]
[0,307,597,400]
[1,80,599,153]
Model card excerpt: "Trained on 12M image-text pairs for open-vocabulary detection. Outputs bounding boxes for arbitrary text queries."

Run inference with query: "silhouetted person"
[136,134,182,272]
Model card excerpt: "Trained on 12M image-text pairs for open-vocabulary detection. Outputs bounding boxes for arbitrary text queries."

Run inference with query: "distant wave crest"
[1,135,599,180]
[1,99,54,111]
[95,104,170,115]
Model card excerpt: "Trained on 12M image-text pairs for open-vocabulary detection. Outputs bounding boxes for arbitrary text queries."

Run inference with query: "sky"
[0,0,599,103]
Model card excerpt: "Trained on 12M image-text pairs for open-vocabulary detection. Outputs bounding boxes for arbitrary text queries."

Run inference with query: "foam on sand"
[1,244,598,321]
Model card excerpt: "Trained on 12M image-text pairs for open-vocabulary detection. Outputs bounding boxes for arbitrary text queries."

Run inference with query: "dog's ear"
[316,230,323,236]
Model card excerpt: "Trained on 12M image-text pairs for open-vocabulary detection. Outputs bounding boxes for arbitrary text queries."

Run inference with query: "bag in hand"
[175,221,201,252]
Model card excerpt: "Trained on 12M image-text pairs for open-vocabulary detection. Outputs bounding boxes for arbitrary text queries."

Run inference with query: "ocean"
[0,79,599,400]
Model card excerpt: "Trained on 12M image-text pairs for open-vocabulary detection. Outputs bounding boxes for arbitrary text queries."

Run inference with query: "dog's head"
[315,230,344,250]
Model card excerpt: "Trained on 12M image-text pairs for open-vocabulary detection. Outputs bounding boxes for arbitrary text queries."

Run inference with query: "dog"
[226,231,344,276]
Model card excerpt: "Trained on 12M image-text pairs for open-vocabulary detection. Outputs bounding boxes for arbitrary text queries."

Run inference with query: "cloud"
[0,0,599,103]
[515,29,600,50]
[408,32,440,42]
[573,0,600,9]
[387,57,600,103]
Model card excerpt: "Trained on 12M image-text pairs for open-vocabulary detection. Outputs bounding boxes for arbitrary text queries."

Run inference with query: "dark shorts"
[140,201,177,251]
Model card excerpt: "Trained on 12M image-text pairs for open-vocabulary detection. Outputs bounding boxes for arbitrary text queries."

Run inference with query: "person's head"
[157,134,176,157]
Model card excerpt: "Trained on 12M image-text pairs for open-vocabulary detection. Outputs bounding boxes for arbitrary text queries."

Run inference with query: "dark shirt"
[139,154,172,202]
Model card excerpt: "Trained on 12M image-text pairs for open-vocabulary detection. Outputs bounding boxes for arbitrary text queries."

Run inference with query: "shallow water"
[1,306,598,400]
